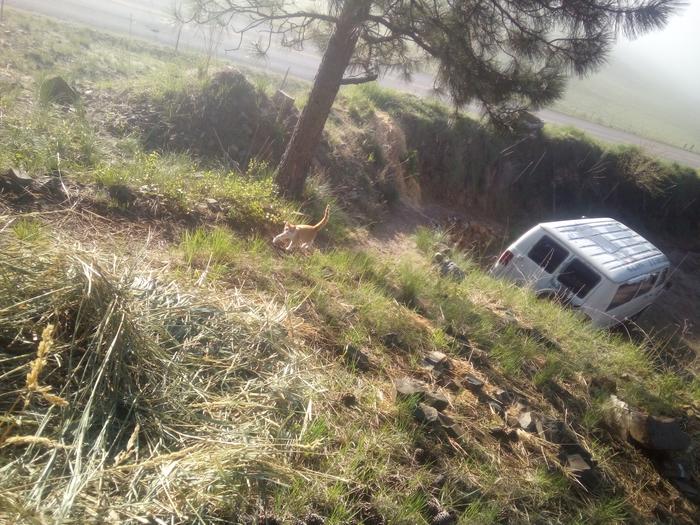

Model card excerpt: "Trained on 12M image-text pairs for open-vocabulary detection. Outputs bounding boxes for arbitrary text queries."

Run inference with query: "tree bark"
[275,0,371,199]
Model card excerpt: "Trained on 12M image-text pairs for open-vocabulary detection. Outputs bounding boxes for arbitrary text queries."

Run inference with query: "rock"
[40,76,79,105]
[431,510,456,525]
[518,411,538,432]
[462,374,484,393]
[559,444,599,491]
[437,412,463,438]
[432,474,447,490]
[302,513,325,525]
[492,388,513,405]
[0,167,33,192]
[415,403,439,425]
[343,344,371,371]
[424,351,449,367]
[487,400,505,418]
[424,390,450,411]
[539,419,566,443]
[205,198,221,211]
[340,392,357,407]
[563,453,598,490]
[490,427,519,444]
[107,184,137,206]
[394,377,427,399]
[604,395,690,451]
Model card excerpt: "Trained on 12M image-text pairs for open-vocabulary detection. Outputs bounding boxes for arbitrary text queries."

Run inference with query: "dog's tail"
[313,204,330,231]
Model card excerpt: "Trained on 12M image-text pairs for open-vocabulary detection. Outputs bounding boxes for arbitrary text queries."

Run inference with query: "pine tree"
[185,0,680,198]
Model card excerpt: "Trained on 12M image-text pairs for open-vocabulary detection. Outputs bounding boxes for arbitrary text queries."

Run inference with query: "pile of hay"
[0,231,315,523]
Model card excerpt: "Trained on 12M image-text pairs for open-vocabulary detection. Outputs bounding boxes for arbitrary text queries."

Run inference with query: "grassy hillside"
[1,9,699,525]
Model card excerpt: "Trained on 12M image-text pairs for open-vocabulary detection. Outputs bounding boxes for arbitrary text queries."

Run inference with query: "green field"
[555,55,700,152]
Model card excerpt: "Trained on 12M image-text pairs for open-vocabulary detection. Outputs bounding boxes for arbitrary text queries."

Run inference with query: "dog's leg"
[286,240,294,251]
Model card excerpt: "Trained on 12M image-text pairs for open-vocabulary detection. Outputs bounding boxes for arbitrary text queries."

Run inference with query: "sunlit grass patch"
[10,217,47,243]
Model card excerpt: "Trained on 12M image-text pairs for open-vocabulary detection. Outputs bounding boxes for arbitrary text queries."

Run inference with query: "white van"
[490,218,671,328]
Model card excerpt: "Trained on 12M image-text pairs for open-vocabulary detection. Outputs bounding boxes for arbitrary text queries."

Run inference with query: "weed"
[11,217,46,243]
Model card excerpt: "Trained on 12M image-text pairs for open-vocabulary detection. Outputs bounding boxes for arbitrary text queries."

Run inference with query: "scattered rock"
[205,198,221,211]
[394,377,448,410]
[518,411,538,432]
[492,388,513,405]
[424,350,451,369]
[0,167,33,192]
[487,400,505,419]
[432,474,447,491]
[343,344,371,371]
[424,390,450,411]
[302,513,325,525]
[107,184,137,207]
[604,395,690,451]
[538,419,566,444]
[415,403,440,425]
[395,377,427,399]
[437,412,463,438]
[432,253,466,281]
[431,510,456,525]
[462,374,484,393]
[340,392,358,408]
[490,427,519,444]
[559,444,599,490]
[40,76,79,105]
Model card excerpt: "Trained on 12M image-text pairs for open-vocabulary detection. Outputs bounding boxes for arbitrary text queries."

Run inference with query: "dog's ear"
[284,221,290,228]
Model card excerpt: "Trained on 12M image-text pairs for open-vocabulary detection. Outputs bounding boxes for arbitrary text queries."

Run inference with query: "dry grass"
[0,222,321,523]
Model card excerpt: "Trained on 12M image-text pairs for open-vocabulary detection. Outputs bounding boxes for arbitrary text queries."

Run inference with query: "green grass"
[555,55,700,151]
[1,9,698,525]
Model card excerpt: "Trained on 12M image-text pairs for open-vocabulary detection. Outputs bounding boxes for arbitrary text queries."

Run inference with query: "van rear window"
[557,259,601,298]
[527,235,569,274]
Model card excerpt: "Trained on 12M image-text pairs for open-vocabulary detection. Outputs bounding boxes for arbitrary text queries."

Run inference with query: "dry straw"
[0,232,316,523]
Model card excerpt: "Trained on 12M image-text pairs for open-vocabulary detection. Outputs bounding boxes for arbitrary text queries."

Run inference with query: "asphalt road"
[6,0,700,169]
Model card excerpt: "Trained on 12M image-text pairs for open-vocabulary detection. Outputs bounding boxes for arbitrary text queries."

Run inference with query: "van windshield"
[557,259,601,298]
[527,235,569,274]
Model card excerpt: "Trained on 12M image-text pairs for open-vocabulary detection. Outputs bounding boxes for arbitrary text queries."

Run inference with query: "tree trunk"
[275,0,371,199]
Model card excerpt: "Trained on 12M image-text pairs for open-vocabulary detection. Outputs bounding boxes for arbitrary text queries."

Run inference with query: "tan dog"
[273,205,330,251]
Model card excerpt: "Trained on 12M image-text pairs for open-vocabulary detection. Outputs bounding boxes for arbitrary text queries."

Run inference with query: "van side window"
[608,273,658,311]
[608,282,641,310]
[557,258,601,298]
[527,235,569,274]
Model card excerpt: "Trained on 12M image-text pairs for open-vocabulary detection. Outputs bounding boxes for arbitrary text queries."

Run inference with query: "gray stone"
[492,388,513,405]
[415,403,439,425]
[205,198,220,211]
[394,377,427,399]
[487,400,505,418]
[462,374,484,393]
[424,390,450,411]
[343,344,371,371]
[40,76,79,105]
[425,351,449,367]
[518,411,538,432]
[431,510,456,525]
[604,395,690,451]
[0,168,33,192]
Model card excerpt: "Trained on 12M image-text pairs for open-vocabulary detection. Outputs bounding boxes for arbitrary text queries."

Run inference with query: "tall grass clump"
[0,231,315,523]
